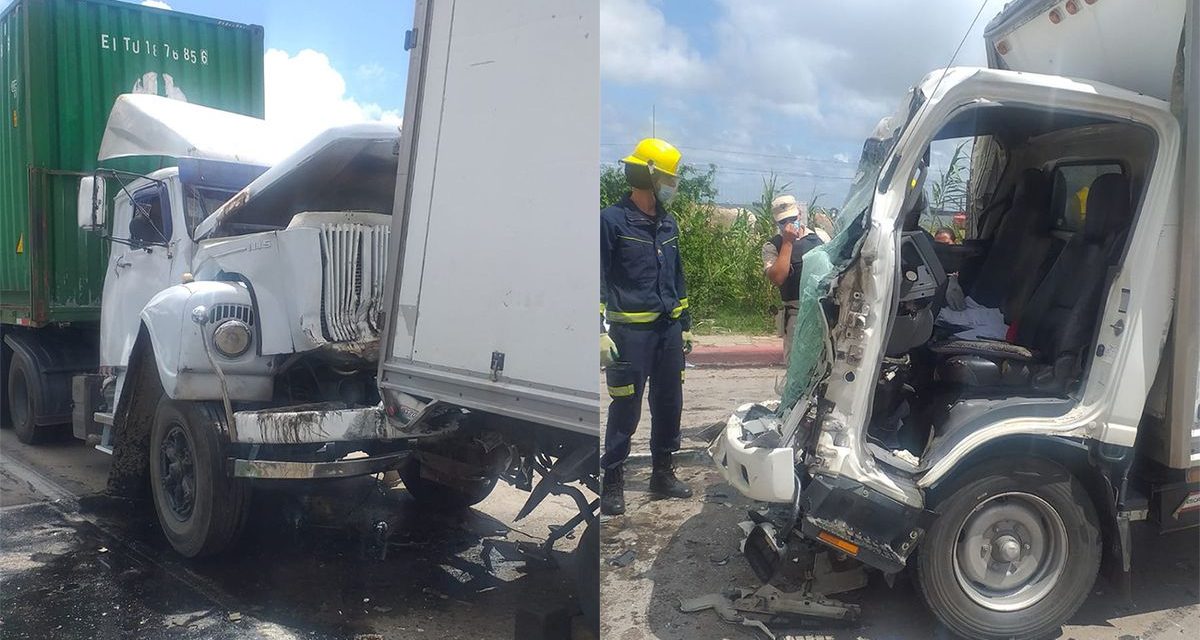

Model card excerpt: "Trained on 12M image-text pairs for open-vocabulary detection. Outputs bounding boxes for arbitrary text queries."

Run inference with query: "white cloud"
[140,1,172,9]
[601,0,995,203]
[601,0,705,88]
[264,48,402,145]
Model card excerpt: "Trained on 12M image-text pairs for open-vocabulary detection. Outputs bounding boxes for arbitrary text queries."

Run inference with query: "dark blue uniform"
[600,195,691,470]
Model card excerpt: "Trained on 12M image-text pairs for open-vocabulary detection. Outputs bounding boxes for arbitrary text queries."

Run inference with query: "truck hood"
[194,123,400,239]
[98,94,291,165]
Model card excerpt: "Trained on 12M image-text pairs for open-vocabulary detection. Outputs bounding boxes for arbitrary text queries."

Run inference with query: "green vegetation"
[927,141,970,242]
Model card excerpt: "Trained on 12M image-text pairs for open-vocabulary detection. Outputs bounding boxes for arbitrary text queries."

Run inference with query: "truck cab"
[709,1,1198,638]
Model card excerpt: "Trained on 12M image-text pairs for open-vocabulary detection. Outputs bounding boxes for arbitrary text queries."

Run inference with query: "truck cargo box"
[379,0,599,436]
[0,0,264,326]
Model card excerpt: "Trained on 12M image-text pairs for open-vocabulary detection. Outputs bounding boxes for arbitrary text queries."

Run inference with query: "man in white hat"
[762,194,825,360]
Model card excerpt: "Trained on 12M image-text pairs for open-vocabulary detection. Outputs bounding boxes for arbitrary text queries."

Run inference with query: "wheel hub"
[992,534,1022,563]
[159,425,196,520]
[952,492,1069,612]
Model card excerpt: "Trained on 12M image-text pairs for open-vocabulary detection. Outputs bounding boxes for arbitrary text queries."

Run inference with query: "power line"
[601,160,855,182]
[600,142,854,165]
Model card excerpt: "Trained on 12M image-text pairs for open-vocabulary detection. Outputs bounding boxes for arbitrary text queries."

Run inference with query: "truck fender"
[2,327,98,426]
[923,434,1133,594]
[133,281,272,402]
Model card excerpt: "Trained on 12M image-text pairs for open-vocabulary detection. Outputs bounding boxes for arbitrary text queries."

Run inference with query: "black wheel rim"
[159,423,196,520]
[10,367,29,429]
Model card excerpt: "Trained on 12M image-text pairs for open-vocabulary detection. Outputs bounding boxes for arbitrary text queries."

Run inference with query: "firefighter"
[599,138,694,516]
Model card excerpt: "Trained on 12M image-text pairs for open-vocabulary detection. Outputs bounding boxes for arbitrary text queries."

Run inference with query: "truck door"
[100,180,181,368]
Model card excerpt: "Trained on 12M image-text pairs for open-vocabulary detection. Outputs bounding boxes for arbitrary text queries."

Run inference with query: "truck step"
[1119,486,1150,522]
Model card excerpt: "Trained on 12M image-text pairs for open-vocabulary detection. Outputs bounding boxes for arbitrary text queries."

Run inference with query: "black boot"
[601,465,625,515]
[649,453,693,499]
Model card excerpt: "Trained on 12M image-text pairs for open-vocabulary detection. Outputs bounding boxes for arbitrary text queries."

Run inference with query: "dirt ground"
[0,428,596,640]
[600,367,1200,640]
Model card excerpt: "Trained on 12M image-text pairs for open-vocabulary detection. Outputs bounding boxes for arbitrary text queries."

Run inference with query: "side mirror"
[77,176,107,230]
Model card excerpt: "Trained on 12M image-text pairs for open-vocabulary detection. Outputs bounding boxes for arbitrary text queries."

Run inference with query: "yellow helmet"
[621,138,681,177]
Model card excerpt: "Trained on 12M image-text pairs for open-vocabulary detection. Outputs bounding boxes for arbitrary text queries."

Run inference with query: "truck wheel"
[916,458,1100,640]
[575,519,600,632]
[149,399,251,557]
[8,353,45,445]
[399,459,498,509]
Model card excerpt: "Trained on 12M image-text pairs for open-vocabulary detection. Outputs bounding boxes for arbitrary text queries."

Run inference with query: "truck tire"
[915,457,1101,640]
[399,459,498,509]
[575,519,600,633]
[8,352,45,445]
[149,398,251,557]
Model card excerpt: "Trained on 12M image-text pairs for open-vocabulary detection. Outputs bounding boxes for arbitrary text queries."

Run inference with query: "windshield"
[184,185,239,237]
[778,87,924,412]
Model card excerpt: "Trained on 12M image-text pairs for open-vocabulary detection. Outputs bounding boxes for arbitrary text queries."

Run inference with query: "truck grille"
[318,223,391,342]
[209,303,254,326]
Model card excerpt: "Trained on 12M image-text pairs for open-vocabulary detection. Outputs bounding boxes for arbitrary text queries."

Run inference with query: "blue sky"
[601,0,994,205]
[100,0,415,140]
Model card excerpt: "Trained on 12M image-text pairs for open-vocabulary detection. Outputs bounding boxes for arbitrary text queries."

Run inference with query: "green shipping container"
[0,0,264,327]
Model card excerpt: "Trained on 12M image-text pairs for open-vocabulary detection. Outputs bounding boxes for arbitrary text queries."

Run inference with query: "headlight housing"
[212,319,252,358]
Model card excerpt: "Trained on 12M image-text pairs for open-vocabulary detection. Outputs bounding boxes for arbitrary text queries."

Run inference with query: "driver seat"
[932,173,1131,394]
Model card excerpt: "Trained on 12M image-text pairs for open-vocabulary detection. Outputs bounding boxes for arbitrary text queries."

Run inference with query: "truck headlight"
[212,320,252,357]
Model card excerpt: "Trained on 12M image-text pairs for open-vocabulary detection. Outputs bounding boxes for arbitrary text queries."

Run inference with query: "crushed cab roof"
[98,94,293,165]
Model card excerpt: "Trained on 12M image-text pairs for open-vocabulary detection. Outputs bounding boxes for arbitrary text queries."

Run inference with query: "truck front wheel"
[149,399,251,557]
[916,458,1100,640]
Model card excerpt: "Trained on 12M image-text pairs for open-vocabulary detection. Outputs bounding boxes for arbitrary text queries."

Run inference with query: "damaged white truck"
[70,0,599,584]
[708,1,1199,638]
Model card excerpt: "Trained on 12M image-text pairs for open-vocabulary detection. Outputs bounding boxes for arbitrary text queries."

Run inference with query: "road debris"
[608,549,636,567]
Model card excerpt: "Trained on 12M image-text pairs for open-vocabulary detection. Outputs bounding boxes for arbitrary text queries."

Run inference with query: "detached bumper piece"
[231,451,408,479]
[680,584,859,640]
[797,474,933,574]
[708,403,796,503]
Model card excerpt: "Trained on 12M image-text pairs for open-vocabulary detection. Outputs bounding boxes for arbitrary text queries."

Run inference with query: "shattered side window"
[778,89,921,412]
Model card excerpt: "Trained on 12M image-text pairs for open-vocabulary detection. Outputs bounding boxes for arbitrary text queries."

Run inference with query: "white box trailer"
[379,0,600,436]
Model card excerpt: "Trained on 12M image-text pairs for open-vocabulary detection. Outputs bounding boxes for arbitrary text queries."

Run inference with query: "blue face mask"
[654,182,677,205]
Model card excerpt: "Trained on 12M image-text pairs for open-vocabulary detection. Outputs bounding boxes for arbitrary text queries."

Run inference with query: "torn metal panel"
[796,473,933,575]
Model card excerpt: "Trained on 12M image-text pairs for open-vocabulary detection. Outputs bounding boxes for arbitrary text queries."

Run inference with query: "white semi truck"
[63,0,598,606]
[708,1,1198,638]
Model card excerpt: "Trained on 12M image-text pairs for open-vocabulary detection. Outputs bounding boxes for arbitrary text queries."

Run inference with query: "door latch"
[490,351,505,382]
[1109,318,1125,336]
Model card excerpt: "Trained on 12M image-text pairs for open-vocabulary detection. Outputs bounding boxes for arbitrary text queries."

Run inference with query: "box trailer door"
[379,0,599,435]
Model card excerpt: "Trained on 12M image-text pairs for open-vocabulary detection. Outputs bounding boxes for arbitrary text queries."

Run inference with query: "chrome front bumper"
[707,402,797,503]
[231,452,408,479]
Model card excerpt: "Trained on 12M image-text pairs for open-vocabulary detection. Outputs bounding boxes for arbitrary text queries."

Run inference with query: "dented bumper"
[230,452,408,479]
[707,403,797,504]
[232,403,397,444]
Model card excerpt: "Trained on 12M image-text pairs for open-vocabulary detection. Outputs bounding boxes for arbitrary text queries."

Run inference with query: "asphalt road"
[0,428,595,640]
[600,368,1200,640]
